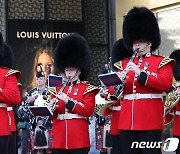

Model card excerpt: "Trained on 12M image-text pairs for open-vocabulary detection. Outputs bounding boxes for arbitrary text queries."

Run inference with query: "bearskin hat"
[169,49,180,81]
[36,63,45,78]
[0,43,14,68]
[123,6,161,51]
[54,33,91,80]
[111,38,133,70]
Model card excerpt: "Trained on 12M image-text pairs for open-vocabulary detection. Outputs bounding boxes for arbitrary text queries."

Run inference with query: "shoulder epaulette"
[48,86,57,96]
[114,61,123,70]
[83,84,99,95]
[158,57,175,68]
[5,69,21,78]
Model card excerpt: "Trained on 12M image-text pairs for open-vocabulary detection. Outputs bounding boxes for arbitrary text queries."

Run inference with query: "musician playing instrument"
[30,65,52,154]
[168,49,180,154]
[114,7,175,154]
[50,33,99,154]
[1,42,21,154]
[96,39,133,154]
[18,64,52,154]
[109,39,133,154]
[0,33,21,154]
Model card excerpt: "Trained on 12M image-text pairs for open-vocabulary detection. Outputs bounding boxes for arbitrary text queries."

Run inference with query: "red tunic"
[51,82,99,149]
[7,106,16,132]
[104,100,121,135]
[115,54,175,130]
[0,67,21,136]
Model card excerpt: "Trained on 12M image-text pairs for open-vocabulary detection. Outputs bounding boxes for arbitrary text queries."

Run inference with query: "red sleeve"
[72,91,96,117]
[0,74,21,105]
[56,99,66,113]
[108,86,115,95]
[146,63,174,91]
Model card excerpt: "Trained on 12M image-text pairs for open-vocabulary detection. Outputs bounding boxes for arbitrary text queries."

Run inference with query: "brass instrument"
[110,49,139,101]
[95,59,115,116]
[95,93,114,116]
[164,88,180,125]
[164,89,180,114]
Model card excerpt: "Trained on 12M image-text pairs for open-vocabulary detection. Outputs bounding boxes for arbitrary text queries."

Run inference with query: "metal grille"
[47,0,82,21]
[83,0,108,44]
[8,0,44,20]
[83,0,109,85]
[88,46,108,85]
[157,7,180,56]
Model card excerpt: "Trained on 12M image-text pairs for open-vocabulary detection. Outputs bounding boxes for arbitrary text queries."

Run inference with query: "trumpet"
[110,48,139,101]
[50,77,71,113]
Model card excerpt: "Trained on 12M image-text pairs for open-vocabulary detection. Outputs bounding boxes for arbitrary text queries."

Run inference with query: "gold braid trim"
[5,69,21,77]
[83,84,98,95]
[158,57,174,68]
[114,61,123,70]
[48,87,57,96]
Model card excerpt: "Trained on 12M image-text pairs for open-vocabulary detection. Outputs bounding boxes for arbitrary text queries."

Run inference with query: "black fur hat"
[36,63,45,78]
[0,43,14,68]
[169,49,180,81]
[123,6,161,51]
[54,33,91,80]
[0,32,4,57]
[111,38,133,70]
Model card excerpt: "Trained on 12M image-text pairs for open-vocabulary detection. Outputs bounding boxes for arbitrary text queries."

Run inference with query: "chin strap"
[66,70,80,82]
[138,42,151,52]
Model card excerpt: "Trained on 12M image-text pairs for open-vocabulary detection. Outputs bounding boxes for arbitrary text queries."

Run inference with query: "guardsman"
[50,33,99,154]
[0,32,21,154]
[18,64,51,154]
[115,7,175,154]
[102,38,133,154]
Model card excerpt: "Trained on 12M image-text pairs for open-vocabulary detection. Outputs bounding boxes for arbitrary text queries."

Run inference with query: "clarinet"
[51,77,71,113]
[110,48,139,101]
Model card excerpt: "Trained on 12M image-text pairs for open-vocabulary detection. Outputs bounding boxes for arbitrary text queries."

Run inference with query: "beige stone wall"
[115,0,180,39]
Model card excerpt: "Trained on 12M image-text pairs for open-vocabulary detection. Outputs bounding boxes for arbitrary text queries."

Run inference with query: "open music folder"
[29,106,53,116]
[48,74,62,87]
[98,72,123,87]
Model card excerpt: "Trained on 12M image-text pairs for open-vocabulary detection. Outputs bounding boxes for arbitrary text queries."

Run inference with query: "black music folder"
[29,106,53,116]
[48,74,62,87]
[98,72,123,87]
